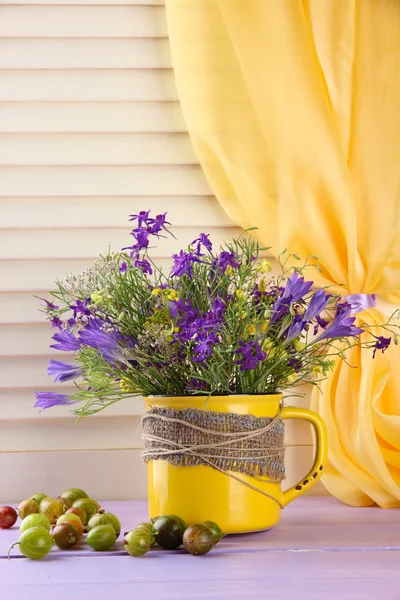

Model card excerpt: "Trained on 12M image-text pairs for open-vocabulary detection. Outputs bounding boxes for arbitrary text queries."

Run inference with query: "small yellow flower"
[173,326,180,333]
[294,339,306,352]
[258,277,268,292]
[236,290,245,300]
[152,288,161,296]
[261,321,269,333]
[257,259,272,274]
[91,289,106,304]
[261,338,274,355]
[240,312,248,320]
[166,289,179,301]
[286,373,297,385]
[120,380,135,393]
[312,365,323,376]
[248,324,256,335]
[225,265,233,275]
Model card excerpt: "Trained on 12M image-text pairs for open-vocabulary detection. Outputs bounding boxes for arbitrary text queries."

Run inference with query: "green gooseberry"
[183,524,214,556]
[88,510,121,539]
[152,515,185,550]
[39,497,62,525]
[72,499,100,525]
[61,488,89,505]
[53,523,79,550]
[18,498,39,520]
[30,493,47,505]
[86,525,116,551]
[9,527,53,560]
[123,530,152,557]
[20,514,50,534]
[201,520,223,545]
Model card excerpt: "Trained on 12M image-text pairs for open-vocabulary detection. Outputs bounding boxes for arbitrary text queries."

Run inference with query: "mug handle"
[281,406,328,507]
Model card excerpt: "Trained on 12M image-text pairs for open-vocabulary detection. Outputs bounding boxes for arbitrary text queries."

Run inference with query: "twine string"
[142,406,286,509]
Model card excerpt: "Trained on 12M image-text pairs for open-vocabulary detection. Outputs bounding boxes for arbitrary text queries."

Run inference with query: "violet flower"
[171,250,200,279]
[285,316,306,343]
[134,258,152,275]
[51,329,81,352]
[48,359,83,383]
[314,302,364,343]
[69,298,91,319]
[120,262,128,273]
[372,336,391,358]
[34,392,76,409]
[217,251,240,274]
[187,378,207,391]
[78,321,124,363]
[129,210,151,227]
[304,289,331,321]
[192,233,212,255]
[235,340,266,371]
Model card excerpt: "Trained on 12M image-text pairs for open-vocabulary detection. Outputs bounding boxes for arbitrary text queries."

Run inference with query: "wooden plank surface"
[0,499,399,600]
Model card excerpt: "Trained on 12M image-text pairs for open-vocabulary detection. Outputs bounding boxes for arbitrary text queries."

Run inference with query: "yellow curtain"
[165,0,400,506]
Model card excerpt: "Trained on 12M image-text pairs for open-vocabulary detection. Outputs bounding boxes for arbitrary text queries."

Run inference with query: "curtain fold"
[165,0,400,505]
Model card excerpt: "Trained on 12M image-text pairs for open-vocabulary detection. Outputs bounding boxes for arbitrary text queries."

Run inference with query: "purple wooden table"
[1,498,399,600]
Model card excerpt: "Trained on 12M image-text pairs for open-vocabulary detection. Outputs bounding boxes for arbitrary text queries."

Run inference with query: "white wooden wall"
[0,0,324,501]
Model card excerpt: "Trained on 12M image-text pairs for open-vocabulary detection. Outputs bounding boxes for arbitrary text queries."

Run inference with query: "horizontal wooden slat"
[0,416,144,451]
[0,71,177,101]
[0,389,146,419]
[0,196,230,229]
[0,226,240,259]
[0,102,186,133]
[0,446,325,502]
[0,166,211,196]
[0,38,172,69]
[0,356,72,388]
[0,6,167,38]
[0,449,149,502]
[0,133,197,165]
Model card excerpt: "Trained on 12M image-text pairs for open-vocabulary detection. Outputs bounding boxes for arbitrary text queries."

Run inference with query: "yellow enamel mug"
[144,394,328,533]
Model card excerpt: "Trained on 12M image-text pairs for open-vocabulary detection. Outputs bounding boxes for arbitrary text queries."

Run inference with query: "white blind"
[0,0,323,501]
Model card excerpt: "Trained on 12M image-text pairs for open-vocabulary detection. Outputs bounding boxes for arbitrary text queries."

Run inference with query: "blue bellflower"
[51,329,81,352]
[34,392,76,409]
[48,359,83,383]
[314,302,364,343]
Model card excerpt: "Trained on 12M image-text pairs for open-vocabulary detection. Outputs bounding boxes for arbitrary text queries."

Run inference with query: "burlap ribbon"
[142,406,286,484]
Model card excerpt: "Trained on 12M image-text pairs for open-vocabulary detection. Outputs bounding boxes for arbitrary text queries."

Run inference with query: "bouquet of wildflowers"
[36,210,398,417]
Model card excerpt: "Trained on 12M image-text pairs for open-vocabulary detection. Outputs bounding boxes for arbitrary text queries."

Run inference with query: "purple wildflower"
[34,392,76,409]
[372,336,391,359]
[304,289,331,321]
[285,316,306,343]
[192,233,212,255]
[314,314,329,335]
[78,320,123,363]
[48,359,83,383]
[50,315,63,329]
[192,332,218,364]
[129,210,151,227]
[134,258,152,275]
[69,298,91,319]
[187,378,207,391]
[270,273,313,324]
[149,213,172,236]
[235,340,266,371]
[51,329,81,352]
[217,251,240,274]
[120,262,128,273]
[281,272,314,302]
[171,250,200,279]
[314,302,364,343]
[36,297,59,312]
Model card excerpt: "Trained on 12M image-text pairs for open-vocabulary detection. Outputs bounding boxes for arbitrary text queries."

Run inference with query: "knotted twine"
[142,406,286,508]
